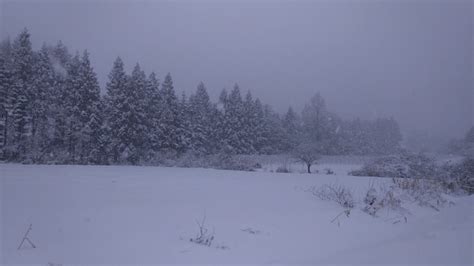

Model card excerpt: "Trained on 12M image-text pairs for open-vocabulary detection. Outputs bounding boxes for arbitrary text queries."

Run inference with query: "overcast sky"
[1,0,472,141]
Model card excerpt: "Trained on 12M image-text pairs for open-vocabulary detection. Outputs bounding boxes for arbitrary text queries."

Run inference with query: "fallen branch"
[17,224,36,250]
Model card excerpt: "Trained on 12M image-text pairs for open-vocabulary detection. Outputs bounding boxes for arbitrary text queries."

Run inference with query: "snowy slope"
[1,164,472,265]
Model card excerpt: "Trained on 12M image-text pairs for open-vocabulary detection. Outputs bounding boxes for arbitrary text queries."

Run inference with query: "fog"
[1,0,472,143]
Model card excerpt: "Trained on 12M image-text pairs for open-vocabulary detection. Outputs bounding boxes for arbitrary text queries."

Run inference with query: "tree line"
[0,29,403,164]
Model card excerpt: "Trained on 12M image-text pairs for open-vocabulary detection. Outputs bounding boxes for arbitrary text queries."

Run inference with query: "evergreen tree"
[282,106,301,151]
[261,104,286,154]
[188,82,214,154]
[104,57,128,162]
[29,46,56,161]
[222,84,248,153]
[43,41,72,156]
[241,91,257,153]
[62,53,83,161]
[11,81,29,157]
[10,28,34,157]
[178,92,191,153]
[11,29,34,84]
[52,41,71,70]
[87,108,106,164]
[0,38,12,59]
[0,55,12,157]
[253,98,267,153]
[158,73,182,153]
[77,51,103,163]
[465,126,474,143]
[144,72,162,155]
[125,63,149,163]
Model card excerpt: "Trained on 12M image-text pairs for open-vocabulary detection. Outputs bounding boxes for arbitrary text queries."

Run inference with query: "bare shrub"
[441,158,474,195]
[212,153,257,171]
[391,178,447,211]
[362,185,402,216]
[309,184,355,209]
[189,215,214,247]
[350,151,438,179]
[276,166,291,173]
[324,168,335,175]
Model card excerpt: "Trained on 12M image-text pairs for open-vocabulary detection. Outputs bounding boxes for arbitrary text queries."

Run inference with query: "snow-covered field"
[1,163,473,265]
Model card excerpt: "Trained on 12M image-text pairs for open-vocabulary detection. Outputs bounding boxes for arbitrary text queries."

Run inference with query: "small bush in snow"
[391,178,447,211]
[276,166,291,173]
[212,153,257,171]
[441,158,474,195]
[149,152,259,172]
[190,215,214,247]
[324,168,335,175]
[362,186,402,216]
[349,151,438,179]
[310,184,355,209]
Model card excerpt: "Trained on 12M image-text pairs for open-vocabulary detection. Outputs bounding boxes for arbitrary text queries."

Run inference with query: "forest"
[0,29,402,165]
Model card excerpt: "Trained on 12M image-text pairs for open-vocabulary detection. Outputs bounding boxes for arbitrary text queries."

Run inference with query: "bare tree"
[293,143,321,173]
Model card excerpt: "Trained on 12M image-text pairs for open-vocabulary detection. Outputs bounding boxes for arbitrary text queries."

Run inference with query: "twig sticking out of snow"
[241,227,261,235]
[17,224,36,250]
[330,209,351,227]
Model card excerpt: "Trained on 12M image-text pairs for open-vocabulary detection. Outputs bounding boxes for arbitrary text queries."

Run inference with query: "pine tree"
[11,80,29,157]
[253,98,267,153]
[29,46,56,161]
[43,41,72,157]
[10,28,34,158]
[188,82,214,154]
[242,91,257,153]
[11,29,34,84]
[104,57,128,163]
[124,63,148,163]
[465,126,474,143]
[222,84,241,153]
[52,41,71,69]
[62,53,83,161]
[77,50,103,163]
[158,73,182,153]
[261,104,286,154]
[283,106,301,151]
[144,72,162,155]
[86,108,105,164]
[0,55,12,157]
[0,38,12,59]
[178,92,191,154]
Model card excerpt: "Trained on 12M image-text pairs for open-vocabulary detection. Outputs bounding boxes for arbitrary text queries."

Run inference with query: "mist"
[1,0,472,143]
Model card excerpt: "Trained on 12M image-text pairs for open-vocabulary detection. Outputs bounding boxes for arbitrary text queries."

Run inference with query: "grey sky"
[1,0,472,141]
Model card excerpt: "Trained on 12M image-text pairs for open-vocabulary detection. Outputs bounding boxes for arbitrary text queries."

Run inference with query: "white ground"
[1,163,473,265]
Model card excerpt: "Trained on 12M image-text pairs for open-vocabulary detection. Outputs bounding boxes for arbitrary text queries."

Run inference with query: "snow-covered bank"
[1,164,472,265]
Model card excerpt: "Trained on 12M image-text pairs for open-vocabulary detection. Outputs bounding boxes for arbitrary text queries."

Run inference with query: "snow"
[1,163,473,265]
